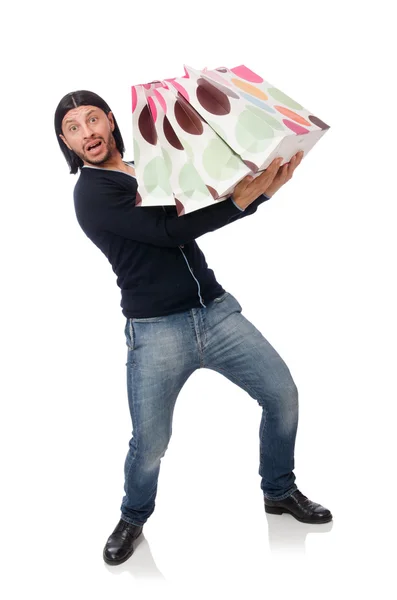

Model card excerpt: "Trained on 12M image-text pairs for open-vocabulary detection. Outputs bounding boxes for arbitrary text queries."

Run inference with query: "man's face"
[59,105,117,166]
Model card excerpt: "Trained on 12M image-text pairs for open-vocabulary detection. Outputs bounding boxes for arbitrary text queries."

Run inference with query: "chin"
[85,153,108,165]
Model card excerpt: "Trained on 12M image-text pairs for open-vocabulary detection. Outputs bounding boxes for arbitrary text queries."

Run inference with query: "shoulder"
[74,168,137,222]
[73,170,116,226]
[74,167,131,196]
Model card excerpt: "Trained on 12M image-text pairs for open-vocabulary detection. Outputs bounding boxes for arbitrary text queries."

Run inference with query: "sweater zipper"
[178,245,206,308]
[162,206,206,308]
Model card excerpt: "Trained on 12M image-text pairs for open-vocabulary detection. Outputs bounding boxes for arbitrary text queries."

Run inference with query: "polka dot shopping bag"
[131,64,330,216]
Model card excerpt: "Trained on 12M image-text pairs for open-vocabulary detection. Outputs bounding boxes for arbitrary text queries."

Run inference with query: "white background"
[1,0,396,598]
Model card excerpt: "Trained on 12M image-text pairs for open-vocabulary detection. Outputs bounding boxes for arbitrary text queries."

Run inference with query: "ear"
[59,134,72,151]
[108,111,115,132]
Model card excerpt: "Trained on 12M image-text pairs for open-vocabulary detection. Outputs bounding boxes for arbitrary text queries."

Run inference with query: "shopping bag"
[167,64,330,172]
[131,83,176,208]
[132,78,251,215]
[131,64,330,215]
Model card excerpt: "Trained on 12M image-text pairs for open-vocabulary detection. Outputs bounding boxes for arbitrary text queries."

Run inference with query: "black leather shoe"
[264,489,332,524]
[103,518,143,565]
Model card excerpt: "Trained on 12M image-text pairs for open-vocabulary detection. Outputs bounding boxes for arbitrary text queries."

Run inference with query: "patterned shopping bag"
[131,64,330,215]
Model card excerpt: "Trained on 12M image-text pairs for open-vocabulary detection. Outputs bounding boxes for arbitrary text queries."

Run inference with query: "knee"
[277,383,299,432]
[261,382,298,433]
[136,435,171,470]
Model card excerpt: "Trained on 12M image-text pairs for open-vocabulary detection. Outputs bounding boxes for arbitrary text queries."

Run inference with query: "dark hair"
[54,90,125,174]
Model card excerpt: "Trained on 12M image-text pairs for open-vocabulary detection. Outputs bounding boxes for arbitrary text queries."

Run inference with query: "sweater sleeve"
[74,175,271,248]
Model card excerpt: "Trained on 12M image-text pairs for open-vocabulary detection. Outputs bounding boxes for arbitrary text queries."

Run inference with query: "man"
[55,89,332,566]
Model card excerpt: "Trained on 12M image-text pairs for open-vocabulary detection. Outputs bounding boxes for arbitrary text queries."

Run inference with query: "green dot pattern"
[143,157,173,197]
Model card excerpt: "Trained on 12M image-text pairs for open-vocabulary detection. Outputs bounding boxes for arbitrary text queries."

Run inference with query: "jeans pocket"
[132,316,165,323]
[124,318,135,351]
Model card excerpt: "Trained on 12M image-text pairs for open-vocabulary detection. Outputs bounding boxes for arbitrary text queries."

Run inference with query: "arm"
[229,192,271,223]
[75,178,271,248]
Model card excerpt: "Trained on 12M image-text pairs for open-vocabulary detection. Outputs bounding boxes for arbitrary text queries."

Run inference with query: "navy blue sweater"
[73,162,271,318]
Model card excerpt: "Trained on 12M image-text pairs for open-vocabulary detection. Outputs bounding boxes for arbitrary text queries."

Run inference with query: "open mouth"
[86,140,102,153]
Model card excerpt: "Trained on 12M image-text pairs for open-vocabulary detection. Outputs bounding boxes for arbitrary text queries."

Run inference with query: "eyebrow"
[63,108,97,126]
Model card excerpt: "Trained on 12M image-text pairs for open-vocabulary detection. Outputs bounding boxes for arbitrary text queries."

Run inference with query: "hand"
[262,150,304,198]
[232,157,284,210]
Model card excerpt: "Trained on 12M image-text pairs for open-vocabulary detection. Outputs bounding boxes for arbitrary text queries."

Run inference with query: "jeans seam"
[206,364,263,403]
[263,485,298,502]
[120,516,145,527]
[128,318,135,351]
[209,364,270,483]
[213,292,229,303]
[209,364,296,502]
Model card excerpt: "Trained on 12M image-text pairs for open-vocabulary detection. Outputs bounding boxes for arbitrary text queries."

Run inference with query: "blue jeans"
[120,292,298,526]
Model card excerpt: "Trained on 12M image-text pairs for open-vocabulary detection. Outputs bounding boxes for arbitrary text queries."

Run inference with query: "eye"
[69,116,97,132]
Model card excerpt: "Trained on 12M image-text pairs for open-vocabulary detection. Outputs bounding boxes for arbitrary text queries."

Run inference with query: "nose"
[81,122,96,139]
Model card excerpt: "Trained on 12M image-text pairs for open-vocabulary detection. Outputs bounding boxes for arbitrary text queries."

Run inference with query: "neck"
[83,148,127,171]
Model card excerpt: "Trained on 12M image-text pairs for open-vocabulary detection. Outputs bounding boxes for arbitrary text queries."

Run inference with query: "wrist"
[263,187,277,198]
[230,194,246,212]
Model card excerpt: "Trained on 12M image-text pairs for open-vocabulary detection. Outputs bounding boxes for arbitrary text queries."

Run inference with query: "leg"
[203,292,299,500]
[120,314,199,525]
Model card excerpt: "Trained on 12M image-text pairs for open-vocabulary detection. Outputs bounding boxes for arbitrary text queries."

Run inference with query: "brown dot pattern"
[138,104,157,146]
[308,115,330,130]
[196,78,231,115]
[163,116,184,150]
[174,94,204,135]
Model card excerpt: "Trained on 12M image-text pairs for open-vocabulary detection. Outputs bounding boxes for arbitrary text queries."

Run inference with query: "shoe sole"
[265,505,333,524]
[103,530,143,566]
